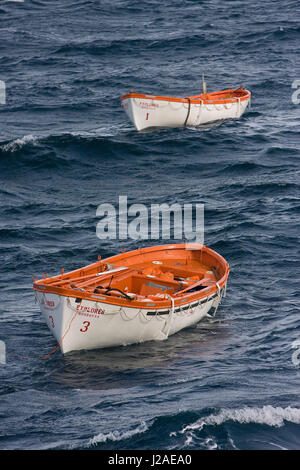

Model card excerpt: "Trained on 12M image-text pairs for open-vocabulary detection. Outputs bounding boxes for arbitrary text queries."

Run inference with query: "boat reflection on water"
[139,119,227,134]
[51,318,231,391]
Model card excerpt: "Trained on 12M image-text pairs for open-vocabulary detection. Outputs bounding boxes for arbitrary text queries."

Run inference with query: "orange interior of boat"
[34,245,229,309]
[190,87,250,102]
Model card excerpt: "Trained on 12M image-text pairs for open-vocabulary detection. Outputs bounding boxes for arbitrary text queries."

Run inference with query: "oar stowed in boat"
[173,277,214,296]
[54,265,133,289]
[69,266,132,289]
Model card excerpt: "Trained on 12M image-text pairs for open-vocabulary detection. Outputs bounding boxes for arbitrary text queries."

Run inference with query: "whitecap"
[87,420,149,447]
[1,134,37,152]
[180,405,300,434]
[204,437,218,450]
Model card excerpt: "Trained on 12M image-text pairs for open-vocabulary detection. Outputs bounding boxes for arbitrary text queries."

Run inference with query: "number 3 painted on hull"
[80,321,91,333]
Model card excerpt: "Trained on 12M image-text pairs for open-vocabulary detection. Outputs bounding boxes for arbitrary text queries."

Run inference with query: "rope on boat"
[224,102,233,110]
[176,305,185,317]
[162,295,175,338]
[193,100,203,126]
[237,97,241,117]
[155,310,166,322]
[139,308,155,323]
[119,306,168,323]
[211,282,222,317]
[40,298,80,359]
[184,98,191,126]
[119,306,142,322]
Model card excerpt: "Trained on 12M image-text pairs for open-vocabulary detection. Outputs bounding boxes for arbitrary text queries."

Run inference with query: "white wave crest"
[87,420,149,447]
[180,406,300,434]
[1,134,37,152]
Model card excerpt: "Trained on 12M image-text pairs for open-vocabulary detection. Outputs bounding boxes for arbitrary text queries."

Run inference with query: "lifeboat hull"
[121,88,251,131]
[35,289,223,354]
[33,244,230,354]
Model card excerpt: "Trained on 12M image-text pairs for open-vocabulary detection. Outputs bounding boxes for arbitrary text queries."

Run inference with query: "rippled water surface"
[0,0,299,450]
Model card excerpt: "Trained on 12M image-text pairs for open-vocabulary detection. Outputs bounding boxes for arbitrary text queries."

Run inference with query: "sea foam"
[87,420,149,447]
[180,406,300,434]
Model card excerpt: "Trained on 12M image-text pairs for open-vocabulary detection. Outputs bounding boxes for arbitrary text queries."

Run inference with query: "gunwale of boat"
[121,87,251,106]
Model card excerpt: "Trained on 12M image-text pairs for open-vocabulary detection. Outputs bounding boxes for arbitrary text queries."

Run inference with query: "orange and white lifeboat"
[121,87,251,131]
[33,244,230,354]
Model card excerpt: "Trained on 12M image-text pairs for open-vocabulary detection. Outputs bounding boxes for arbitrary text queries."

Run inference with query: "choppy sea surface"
[0,0,300,451]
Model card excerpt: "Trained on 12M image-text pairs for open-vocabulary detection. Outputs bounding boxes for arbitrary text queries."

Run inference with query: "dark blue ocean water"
[0,0,300,451]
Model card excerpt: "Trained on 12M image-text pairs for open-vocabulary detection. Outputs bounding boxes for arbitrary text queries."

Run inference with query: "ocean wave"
[180,406,300,434]
[54,33,218,57]
[0,131,141,162]
[0,134,37,153]
[265,146,299,157]
[86,406,300,450]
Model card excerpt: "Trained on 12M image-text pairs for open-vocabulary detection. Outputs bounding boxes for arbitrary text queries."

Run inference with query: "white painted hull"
[122,95,250,131]
[35,288,225,354]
